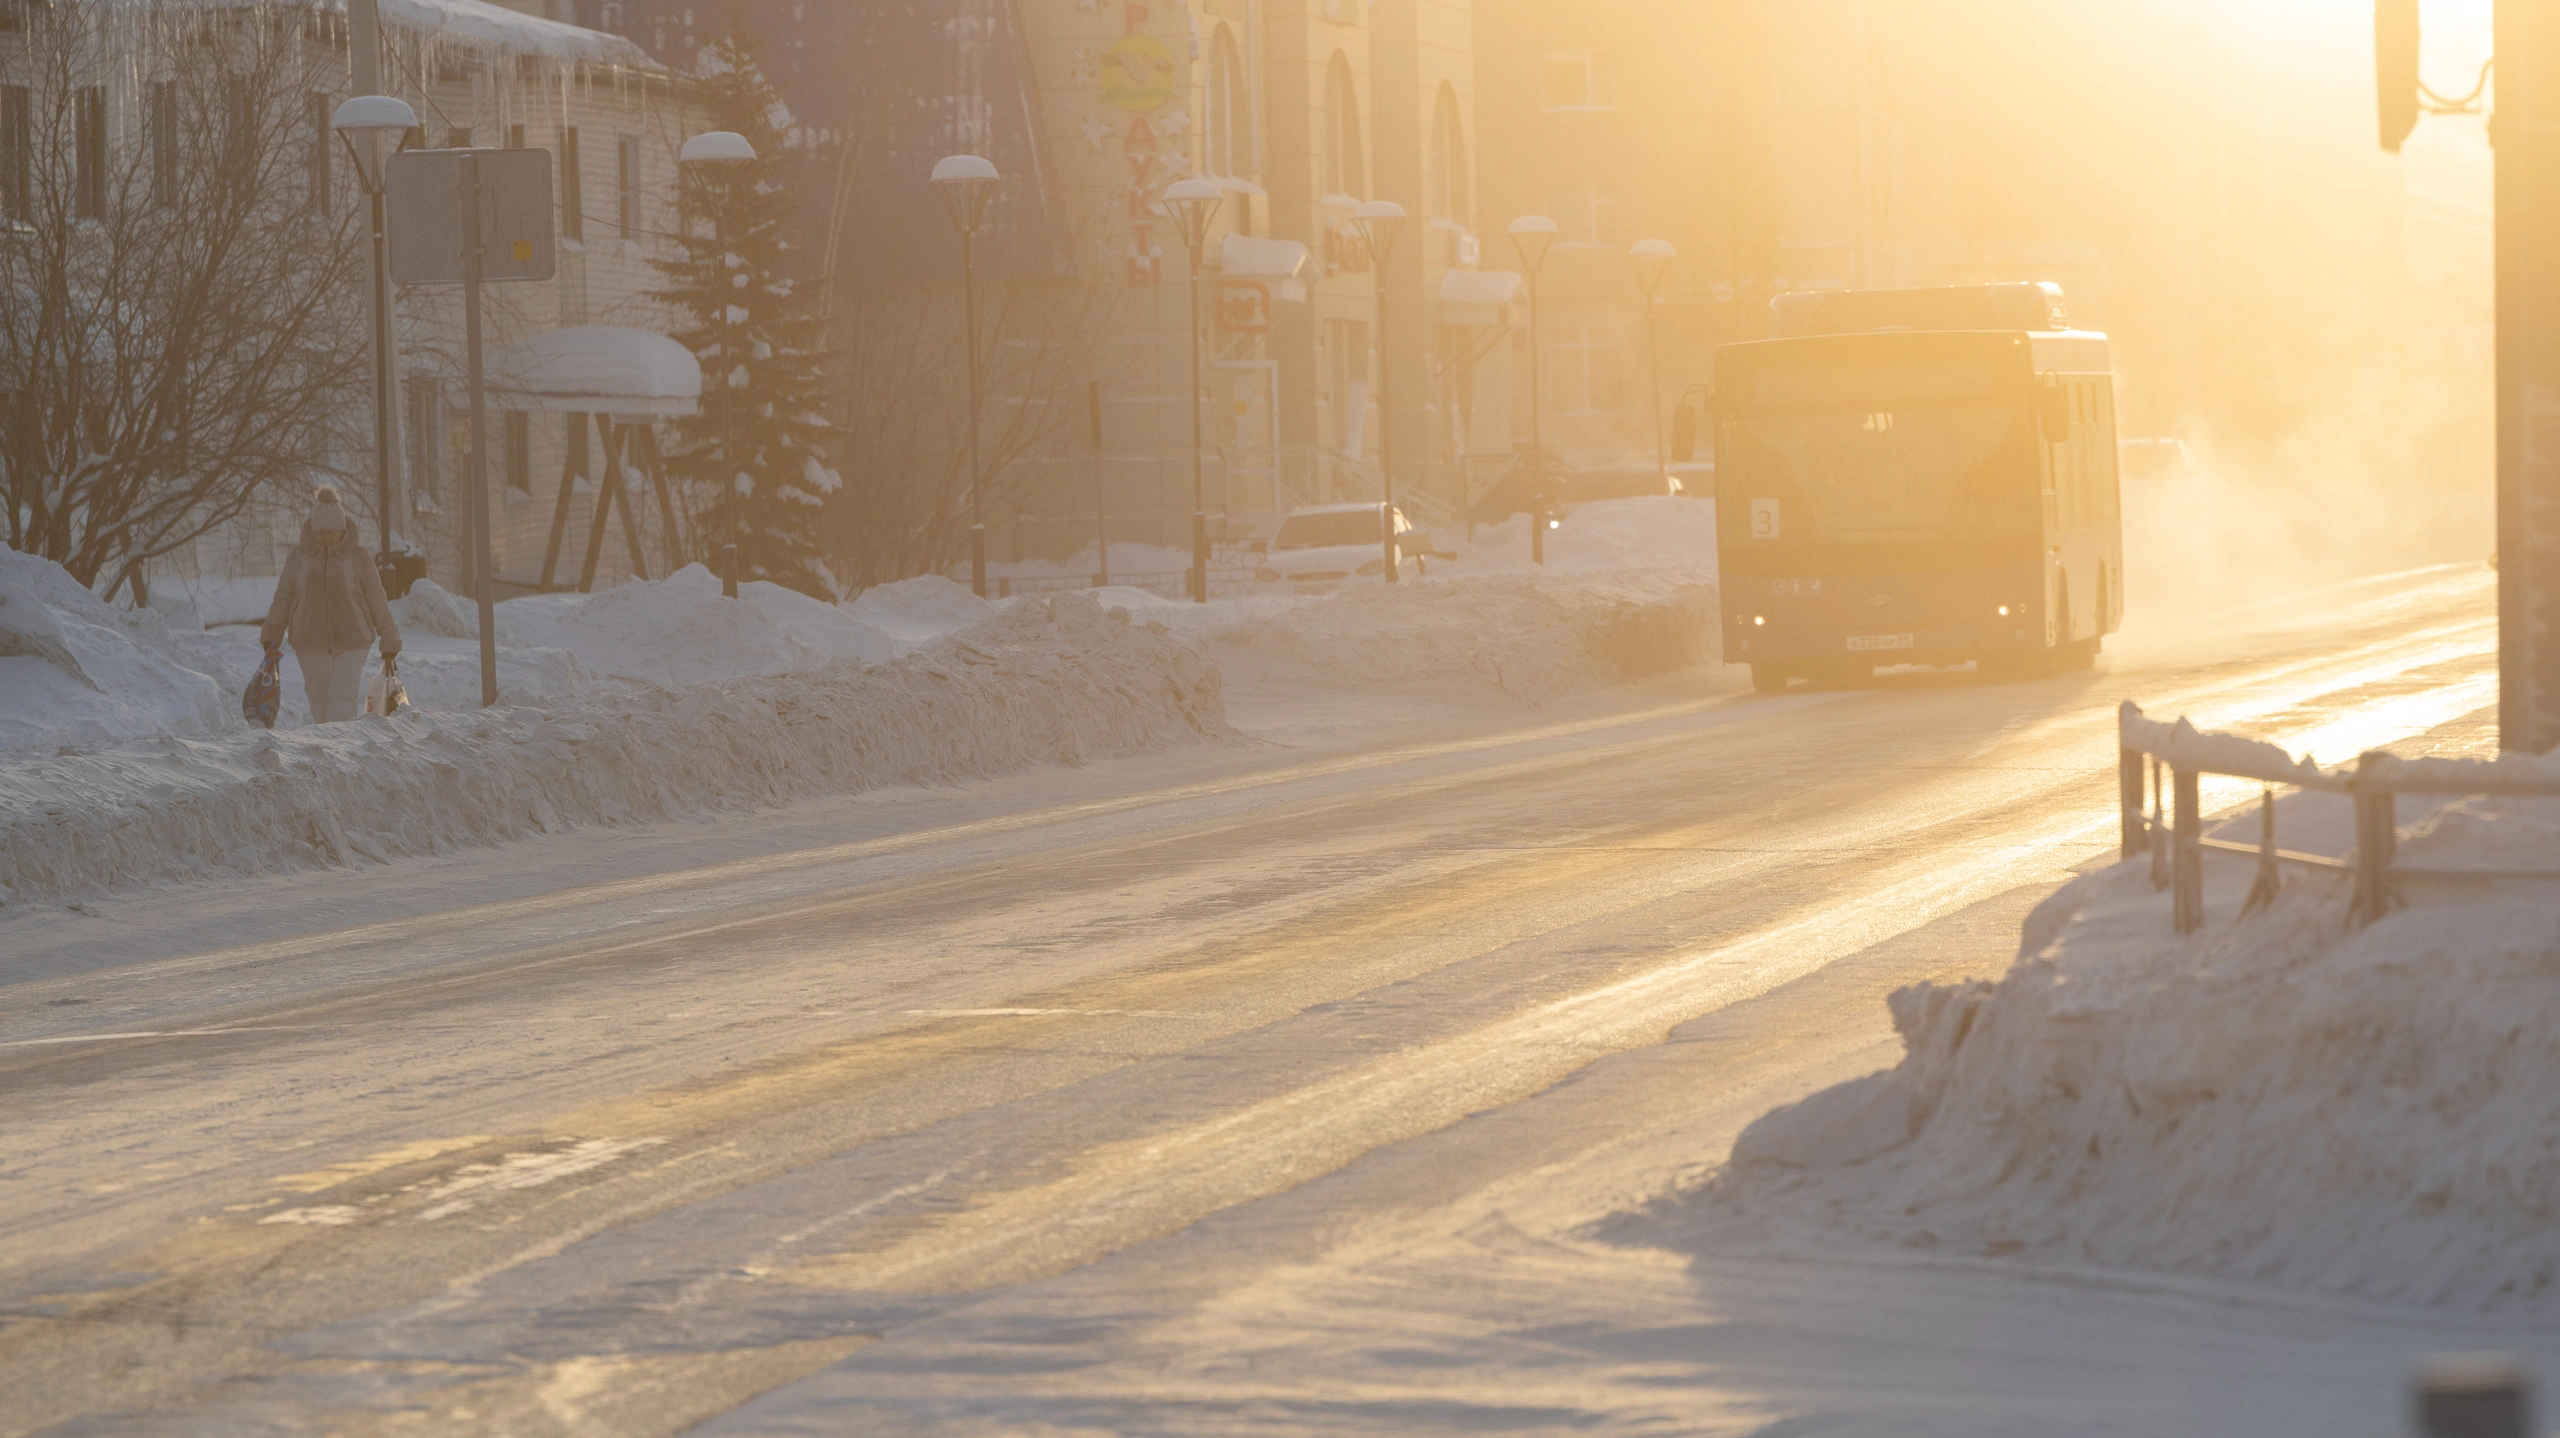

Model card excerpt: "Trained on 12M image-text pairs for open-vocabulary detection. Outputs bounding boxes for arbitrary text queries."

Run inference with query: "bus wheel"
[1750,664,1791,693]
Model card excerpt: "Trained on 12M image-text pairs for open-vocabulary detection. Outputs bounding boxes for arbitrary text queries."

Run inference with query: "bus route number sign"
[1751,498,1780,540]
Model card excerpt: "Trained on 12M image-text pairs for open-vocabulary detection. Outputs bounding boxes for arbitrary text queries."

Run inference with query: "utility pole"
[2496,0,2560,752]
[2383,2,2557,752]
[348,0,402,564]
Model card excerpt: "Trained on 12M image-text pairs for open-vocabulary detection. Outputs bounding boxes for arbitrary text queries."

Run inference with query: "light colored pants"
[295,646,372,725]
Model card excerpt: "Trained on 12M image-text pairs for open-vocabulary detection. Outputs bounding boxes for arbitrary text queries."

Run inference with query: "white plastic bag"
[364,659,407,716]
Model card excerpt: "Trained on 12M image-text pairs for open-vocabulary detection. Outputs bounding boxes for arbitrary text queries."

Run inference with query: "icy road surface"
[0,564,2531,1436]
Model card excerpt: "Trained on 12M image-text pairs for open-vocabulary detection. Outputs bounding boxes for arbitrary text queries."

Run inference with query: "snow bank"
[499,565,895,685]
[844,575,998,652]
[0,595,1231,908]
[0,548,231,752]
[1714,772,2560,1312]
[1210,571,1720,706]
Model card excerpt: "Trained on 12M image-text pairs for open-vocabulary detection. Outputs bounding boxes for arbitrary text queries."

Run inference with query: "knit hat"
[310,486,346,532]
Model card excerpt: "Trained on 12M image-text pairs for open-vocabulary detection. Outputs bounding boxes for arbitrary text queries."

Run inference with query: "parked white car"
[1255,503,1430,588]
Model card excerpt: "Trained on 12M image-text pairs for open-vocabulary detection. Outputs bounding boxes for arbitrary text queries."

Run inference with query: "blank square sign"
[386,148,558,285]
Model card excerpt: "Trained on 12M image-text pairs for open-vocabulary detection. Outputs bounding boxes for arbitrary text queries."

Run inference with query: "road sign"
[385,148,557,285]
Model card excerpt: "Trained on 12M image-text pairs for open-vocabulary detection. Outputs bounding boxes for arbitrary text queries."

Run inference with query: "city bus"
[1713,282,2125,692]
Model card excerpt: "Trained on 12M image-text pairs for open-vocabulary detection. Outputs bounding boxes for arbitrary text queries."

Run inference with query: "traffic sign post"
[386,148,555,707]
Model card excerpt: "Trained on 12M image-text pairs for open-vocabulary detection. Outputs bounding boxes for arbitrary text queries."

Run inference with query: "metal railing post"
[2119,745,2146,860]
[2172,764,2204,934]
[2354,750,2398,927]
[2148,755,2169,891]
[2242,787,2282,916]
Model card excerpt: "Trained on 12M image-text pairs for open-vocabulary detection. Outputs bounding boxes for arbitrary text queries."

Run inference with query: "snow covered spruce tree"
[653,26,841,599]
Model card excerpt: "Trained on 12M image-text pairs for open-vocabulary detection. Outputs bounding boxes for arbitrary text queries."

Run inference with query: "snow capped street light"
[1630,238,1677,496]
[681,130,758,167]
[933,153,1002,599]
[930,153,1000,232]
[1352,200,1409,585]
[1508,216,1560,565]
[1161,177,1224,604]
[684,130,759,599]
[331,95,418,569]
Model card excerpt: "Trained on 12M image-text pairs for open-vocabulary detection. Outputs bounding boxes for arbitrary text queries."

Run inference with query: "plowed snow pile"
[0,548,234,750]
[1212,571,1719,705]
[496,565,896,682]
[0,595,1230,908]
[1711,768,2560,1312]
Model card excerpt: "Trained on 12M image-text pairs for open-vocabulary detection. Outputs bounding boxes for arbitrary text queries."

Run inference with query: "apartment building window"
[1556,328,1619,418]
[309,93,334,212]
[405,375,442,509]
[616,134,639,238]
[1325,317,1369,456]
[1429,82,1467,224]
[507,123,524,150]
[1546,184,1613,244]
[1541,51,1596,111]
[74,86,105,219]
[444,126,473,149]
[1322,53,1363,199]
[504,410,531,495]
[560,125,583,241]
[1,87,29,224]
[151,82,177,207]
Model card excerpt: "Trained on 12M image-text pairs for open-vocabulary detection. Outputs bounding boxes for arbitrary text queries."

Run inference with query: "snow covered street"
[0,563,2536,1436]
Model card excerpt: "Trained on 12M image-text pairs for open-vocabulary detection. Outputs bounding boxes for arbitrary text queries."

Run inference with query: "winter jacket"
[261,523,402,658]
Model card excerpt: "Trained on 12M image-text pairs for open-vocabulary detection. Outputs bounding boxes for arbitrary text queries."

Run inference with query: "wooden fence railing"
[2117,701,2560,932]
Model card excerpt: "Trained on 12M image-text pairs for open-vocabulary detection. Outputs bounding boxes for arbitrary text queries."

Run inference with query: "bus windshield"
[1728,343,2040,543]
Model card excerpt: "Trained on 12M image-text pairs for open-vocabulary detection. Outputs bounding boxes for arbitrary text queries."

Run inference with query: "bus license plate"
[1848,634,1915,652]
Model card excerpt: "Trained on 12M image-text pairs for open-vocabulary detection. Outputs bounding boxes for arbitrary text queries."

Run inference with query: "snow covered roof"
[1219,235,1309,282]
[371,0,659,68]
[489,327,701,417]
[1440,269,1524,325]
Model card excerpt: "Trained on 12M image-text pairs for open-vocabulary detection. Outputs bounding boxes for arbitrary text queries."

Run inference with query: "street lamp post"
[1507,215,1558,565]
[682,130,758,599]
[1161,177,1224,604]
[932,154,1000,599]
[1630,238,1676,495]
[1351,201,1409,584]
[330,94,419,572]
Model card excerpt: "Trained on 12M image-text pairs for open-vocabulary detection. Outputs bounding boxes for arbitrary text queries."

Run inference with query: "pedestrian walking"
[260,486,403,725]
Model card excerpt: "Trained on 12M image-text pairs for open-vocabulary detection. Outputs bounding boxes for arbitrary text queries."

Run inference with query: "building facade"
[619,0,1509,569]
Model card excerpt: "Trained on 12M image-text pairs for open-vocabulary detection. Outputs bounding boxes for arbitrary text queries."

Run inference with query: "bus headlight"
[1997,605,2011,617]
[1753,615,1766,626]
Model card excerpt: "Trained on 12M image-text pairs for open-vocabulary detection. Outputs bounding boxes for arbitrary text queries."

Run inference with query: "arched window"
[1323,52,1364,199]
[1205,25,1246,178]
[1430,82,1467,225]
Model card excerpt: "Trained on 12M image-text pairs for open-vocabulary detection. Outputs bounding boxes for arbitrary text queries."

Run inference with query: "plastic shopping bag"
[364,659,407,717]
[243,650,283,730]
